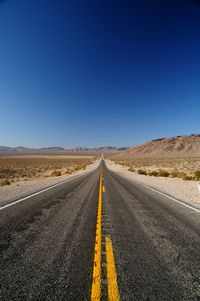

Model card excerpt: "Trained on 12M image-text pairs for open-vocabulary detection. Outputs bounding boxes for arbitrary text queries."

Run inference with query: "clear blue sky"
[0,0,200,148]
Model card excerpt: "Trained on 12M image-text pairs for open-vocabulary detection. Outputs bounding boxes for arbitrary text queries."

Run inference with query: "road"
[0,161,200,300]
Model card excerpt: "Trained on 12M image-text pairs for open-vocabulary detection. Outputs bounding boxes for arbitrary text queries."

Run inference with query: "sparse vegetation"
[137,169,147,175]
[0,156,94,185]
[157,169,170,177]
[111,156,200,181]
[51,170,62,177]
[0,178,11,186]
[148,170,159,177]
[170,171,187,178]
[183,175,194,181]
[195,171,200,180]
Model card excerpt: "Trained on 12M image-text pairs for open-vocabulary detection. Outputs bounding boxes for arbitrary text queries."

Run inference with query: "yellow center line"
[105,236,120,301]
[91,171,103,301]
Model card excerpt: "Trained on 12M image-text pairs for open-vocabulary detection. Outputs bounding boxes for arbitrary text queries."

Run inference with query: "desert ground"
[0,154,101,206]
[0,154,98,187]
[110,156,200,180]
[106,158,200,208]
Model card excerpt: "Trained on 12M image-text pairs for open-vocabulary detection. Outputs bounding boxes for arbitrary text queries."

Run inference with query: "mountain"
[66,146,129,152]
[39,147,66,151]
[0,146,29,152]
[117,134,200,158]
[0,146,66,153]
[0,146,12,152]
[0,145,129,153]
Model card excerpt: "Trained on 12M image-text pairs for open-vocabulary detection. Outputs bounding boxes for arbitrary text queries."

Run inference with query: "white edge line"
[0,162,100,212]
[105,163,200,214]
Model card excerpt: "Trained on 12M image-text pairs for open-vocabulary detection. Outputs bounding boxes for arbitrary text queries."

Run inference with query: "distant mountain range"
[67,146,129,152]
[2,134,200,157]
[117,134,200,158]
[0,146,129,153]
[0,146,66,152]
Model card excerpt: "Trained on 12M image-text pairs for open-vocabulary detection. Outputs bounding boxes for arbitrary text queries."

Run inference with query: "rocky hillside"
[119,134,200,158]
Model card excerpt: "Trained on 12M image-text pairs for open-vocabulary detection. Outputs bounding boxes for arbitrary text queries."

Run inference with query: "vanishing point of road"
[0,160,200,300]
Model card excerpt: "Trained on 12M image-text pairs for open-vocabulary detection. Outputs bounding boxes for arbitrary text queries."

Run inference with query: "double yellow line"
[91,172,103,300]
[91,171,119,301]
[105,236,119,301]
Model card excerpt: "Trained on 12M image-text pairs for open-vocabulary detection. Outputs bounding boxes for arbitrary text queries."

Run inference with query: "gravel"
[0,160,99,207]
[105,160,200,209]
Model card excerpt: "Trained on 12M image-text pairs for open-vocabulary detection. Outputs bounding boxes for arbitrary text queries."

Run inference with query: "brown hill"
[119,134,200,158]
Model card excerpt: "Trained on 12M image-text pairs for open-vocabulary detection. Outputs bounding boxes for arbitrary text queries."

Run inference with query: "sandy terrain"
[0,156,96,186]
[121,134,200,158]
[105,160,200,209]
[110,156,200,179]
[0,160,100,207]
[112,134,200,181]
[1,155,94,159]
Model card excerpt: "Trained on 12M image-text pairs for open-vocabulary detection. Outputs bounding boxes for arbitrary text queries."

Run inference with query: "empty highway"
[0,161,200,300]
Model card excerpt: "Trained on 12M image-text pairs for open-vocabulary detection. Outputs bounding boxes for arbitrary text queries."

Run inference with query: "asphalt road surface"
[0,161,200,300]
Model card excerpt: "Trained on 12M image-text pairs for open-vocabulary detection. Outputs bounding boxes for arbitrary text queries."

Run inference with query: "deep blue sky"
[0,0,200,147]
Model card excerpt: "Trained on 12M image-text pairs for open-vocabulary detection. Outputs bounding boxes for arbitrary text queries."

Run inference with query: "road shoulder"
[0,160,100,207]
[105,159,200,210]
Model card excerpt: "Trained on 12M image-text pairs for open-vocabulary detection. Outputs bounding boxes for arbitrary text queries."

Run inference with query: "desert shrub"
[148,170,159,177]
[137,169,147,175]
[183,175,194,181]
[170,171,187,179]
[0,178,11,186]
[51,170,62,177]
[0,157,95,182]
[158,170,170,177]
[21,173,27,178]
[195,171,200,180]
[74,166,81,171]
[128,167,135,172]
